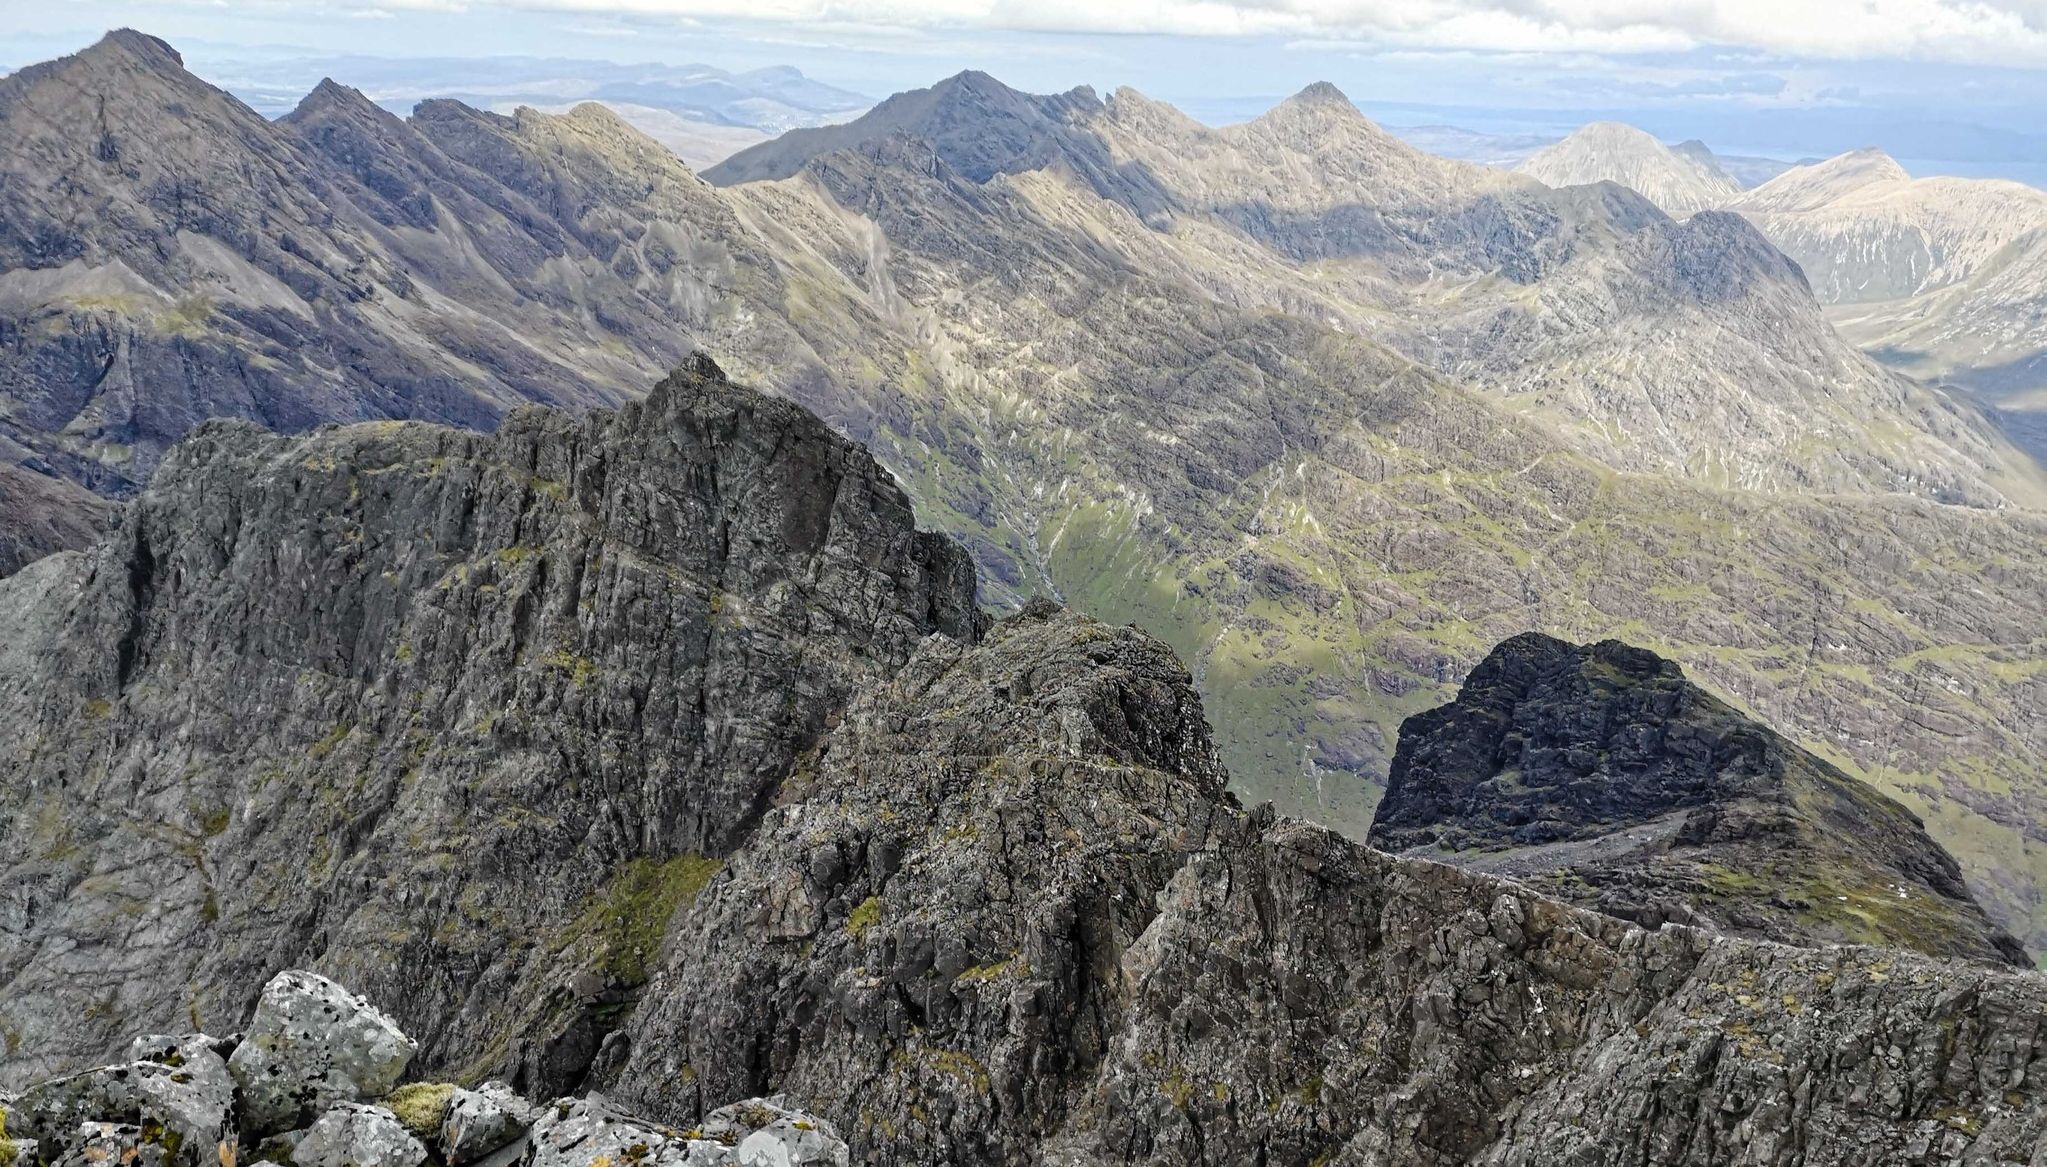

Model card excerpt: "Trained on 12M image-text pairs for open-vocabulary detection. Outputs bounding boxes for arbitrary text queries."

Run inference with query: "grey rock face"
[0,356,981,1093]
[0,465,110,579]
[228,972,418,1138]
[586,601,2047,1166]
[0,967,846,1167]
[440,1083,538,1165]
[292,1105,426,1167]
[46,1124,166,1167]
[700,1098,847,1167]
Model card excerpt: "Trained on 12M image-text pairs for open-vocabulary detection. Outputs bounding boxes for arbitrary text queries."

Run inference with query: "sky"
[10,0,2047,181]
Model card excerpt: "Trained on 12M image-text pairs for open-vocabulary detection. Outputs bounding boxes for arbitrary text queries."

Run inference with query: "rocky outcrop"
[0,969,848,1167]
[230,972,420,1137]
[0,355,980,1093]
[580,604,2047,1165]
[1370,633,2030,965]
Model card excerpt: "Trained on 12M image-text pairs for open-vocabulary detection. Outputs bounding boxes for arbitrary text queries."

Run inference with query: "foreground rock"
[0,971,848,1167]
[1371,633,2030,965]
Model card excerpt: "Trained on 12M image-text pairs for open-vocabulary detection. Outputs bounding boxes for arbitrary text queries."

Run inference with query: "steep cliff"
[0,355,980,1092]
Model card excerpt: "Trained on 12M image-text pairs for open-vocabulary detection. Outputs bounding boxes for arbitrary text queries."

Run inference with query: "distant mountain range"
[203,50,870,130]
[5,32,2047,957]
[1513,121,2047,461]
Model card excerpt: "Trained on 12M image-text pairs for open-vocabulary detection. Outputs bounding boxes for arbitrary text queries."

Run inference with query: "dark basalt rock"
[1372,631,2030,965]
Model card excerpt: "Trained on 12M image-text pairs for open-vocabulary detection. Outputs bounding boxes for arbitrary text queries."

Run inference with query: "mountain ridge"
[6,34,2047,958]
[4,361,2047,1165]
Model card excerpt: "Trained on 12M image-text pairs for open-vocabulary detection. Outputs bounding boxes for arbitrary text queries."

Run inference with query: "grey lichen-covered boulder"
[293,1104,427,1167]
[6,1035,235,1167]
[527,1098,847,1167]
[228,973,418,1137]
[700,1099,848,1167]
[439,1083,538,1166]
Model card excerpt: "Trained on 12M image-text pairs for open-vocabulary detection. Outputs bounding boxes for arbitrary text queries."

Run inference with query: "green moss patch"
[553,854,723,985]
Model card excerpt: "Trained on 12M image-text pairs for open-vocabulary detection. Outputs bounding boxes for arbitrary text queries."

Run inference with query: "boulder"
[293,1105,427,1167]
[228,972,417,1137]
[6,1037,234,1167]
[526,1098,845,1167]
[702,1099,848,1167]
[440,1084,537,1165]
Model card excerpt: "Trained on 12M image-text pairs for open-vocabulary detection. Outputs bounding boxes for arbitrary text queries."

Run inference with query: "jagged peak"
[284,78,386,124]
[1289,80,1354,107]
[4,28,193,94]
[88,28,183,69]
[1251,80,1375,131]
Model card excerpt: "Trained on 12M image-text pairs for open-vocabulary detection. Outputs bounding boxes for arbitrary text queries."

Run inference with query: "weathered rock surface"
[583,599,2047,1165]
[1371,633,2031,965]
[440,1083,536,1165]
[7,1035,235,1167]
[0,356,980,1093]
[0,465,111,578]
[0,972,847,1167]
[529,1097,847,1167]
[229,972,419,1137]
[293,1104,427,1167]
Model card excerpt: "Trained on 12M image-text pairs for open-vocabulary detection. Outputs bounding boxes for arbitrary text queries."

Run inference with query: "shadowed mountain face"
[1373,633,2030,965]
[5,37,2047,955]
[7,365,2047,1167]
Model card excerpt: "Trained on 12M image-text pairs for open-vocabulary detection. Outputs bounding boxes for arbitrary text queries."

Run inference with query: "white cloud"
[341,0,2047,64]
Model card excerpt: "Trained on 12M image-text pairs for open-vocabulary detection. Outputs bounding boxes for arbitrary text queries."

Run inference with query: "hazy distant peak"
[1812,146,1911,184]
[1517,120,1740,217]
[284,78,384,124]
[1262,80,1364,122]
[1732,147,1913,213]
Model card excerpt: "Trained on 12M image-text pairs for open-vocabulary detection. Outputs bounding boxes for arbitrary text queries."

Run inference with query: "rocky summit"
[4,361,2047,1164]
[1371,633,2031,965]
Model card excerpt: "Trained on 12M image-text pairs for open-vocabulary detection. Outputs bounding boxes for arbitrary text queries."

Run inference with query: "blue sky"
[10,0,2047,181]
